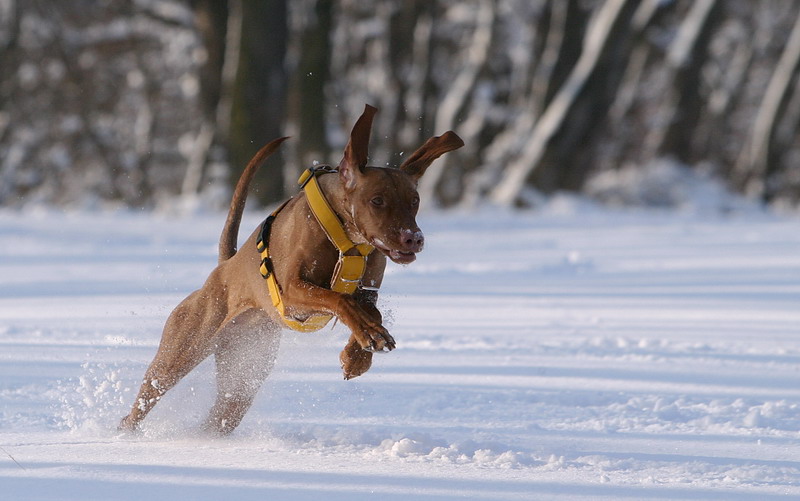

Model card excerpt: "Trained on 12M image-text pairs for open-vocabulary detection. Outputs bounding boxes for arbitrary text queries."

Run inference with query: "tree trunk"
[229,0,288,205]
[417,0,495,207]
[182,0,229,199]
[286,0,333,190]
[396,2,435,152]
[489,0,638,206]
[461,0,582,206]
[644,0,721,163]
[735,9,800,201]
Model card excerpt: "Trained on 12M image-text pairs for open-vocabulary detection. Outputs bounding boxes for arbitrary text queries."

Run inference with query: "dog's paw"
[116,415,141,435]
[357,326,395,352]
[337,296,395,352]
[340,338,373,379]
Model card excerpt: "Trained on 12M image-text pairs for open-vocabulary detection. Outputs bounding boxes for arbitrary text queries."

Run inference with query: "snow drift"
[0,196,798,500]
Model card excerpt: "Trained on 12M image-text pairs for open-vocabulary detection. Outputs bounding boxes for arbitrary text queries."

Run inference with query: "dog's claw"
[358,328,395,352]
[375,342,394,353]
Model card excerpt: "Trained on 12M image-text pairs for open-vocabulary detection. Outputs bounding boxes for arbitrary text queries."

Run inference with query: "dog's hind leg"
[119,290,225,432]
[204,309,281,435]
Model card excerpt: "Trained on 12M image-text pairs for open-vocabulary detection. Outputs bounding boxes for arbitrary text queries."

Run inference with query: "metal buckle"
[299,165,337,189]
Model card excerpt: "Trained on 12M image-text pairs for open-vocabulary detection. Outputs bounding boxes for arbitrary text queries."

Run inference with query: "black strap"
[256,214,276,253]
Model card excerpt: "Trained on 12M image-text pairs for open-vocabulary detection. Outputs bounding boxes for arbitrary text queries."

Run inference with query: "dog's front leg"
[334,292,395,351]
[339,289,382,379]
[284,279,395,352]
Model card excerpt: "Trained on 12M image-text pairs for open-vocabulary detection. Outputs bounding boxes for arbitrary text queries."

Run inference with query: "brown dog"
[119,105,463,434]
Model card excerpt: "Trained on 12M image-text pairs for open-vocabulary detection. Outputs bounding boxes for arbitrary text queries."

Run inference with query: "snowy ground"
[1,198,799,500]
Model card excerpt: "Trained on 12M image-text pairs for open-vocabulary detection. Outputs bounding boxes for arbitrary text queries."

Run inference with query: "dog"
[118,105,463,434]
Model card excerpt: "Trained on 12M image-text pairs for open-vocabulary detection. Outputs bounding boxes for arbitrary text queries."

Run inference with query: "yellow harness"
[256,166,375,332]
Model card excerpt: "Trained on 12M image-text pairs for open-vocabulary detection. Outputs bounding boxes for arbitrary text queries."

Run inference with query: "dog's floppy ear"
[399,131,464,182]
[339,104,377,190]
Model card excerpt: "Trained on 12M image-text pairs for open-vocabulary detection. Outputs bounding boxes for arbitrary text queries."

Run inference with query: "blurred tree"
[0,0,203,208]
[182,0,229,200]
[184,0,288,206]
[735,8,800,203]
[284,0,332,190]
[228,0,288,205]
[489,0,640,205]
[649,0,721,162]
[2,0,800,209]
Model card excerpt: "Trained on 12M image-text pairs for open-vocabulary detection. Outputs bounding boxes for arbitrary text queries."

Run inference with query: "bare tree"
[735,8,800,202]
[3,0,800,209]
[417,0,495,207]
[285,0,333,191]
[490,0,639,206]
[181,0,229,200]
[0,0,203,208]
[643,0,721,162]
[227,0,288,205]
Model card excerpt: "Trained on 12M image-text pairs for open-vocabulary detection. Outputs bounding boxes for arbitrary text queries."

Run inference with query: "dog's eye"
[411,196,420,207]
[371,196,385,207]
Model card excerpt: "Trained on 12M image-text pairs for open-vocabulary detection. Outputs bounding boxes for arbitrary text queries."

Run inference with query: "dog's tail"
[218,136,289,263]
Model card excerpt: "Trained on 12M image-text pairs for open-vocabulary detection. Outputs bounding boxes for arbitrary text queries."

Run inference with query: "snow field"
[0,200,799,500]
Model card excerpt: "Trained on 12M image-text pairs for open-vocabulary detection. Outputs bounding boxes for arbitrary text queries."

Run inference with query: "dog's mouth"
[371,238,417,264]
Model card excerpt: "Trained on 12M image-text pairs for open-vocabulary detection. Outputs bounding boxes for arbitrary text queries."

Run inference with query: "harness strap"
[256,166,375,332]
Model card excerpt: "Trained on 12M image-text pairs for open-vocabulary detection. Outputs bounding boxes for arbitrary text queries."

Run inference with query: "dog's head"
[337,104,463,264]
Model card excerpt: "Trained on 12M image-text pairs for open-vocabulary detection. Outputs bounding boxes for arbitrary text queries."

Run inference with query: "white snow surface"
[1,198,799,500]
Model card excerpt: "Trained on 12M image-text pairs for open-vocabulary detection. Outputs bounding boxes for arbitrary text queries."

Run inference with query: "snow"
[1,199,799,500]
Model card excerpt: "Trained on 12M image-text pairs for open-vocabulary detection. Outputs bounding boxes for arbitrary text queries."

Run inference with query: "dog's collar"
[256,166,374,332]
[297,166,375,257]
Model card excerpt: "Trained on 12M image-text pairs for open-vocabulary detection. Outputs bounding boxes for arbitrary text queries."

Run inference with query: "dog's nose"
[399,229,424,253]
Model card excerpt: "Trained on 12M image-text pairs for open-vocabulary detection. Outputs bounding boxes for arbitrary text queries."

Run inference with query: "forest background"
[1,0,799,211]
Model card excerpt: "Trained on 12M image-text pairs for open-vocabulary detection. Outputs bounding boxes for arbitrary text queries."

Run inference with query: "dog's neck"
[315,173,370,247]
